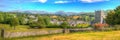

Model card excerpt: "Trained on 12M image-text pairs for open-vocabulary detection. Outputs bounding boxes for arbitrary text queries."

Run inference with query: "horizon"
[0,0,120,12]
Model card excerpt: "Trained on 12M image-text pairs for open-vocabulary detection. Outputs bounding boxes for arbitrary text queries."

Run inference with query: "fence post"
[1,28,4,38]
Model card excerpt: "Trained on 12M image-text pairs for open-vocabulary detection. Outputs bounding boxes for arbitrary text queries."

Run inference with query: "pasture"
[6,31,120,40]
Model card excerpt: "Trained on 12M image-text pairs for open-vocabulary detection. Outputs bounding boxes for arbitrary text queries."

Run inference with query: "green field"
[1,24,120,40]
[0,24,61,32]
[5,31,120,40]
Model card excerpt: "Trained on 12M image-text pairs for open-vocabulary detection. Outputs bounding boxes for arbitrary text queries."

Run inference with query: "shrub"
[29,22,46,28]
[46,24,60,28]
[114,25,120,30]
[60,22,70,28]
[76,23,90,28]
[94,23,109,30]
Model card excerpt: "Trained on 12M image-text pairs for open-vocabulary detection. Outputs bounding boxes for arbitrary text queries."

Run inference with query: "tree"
[43,16,51,26]
[9,17,19,30]
[114,6,120,24]
[115,6,120,13]
[38,16,46,28]
[0,13,4,23]
[17,14,27,25]
[60,22,69,28]
[28,18,34,25]
[19,15,27,25]
[29,16,46,28]
[85,16,90,22]
[106,6,120,25]
[105,10,115,25]
[3,13,13,24]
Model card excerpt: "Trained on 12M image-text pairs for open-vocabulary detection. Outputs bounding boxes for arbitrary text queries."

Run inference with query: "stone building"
[95,10,105,24]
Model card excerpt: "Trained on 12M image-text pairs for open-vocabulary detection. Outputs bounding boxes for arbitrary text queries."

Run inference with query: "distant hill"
[8,10,109,16]
[55,11,78,16]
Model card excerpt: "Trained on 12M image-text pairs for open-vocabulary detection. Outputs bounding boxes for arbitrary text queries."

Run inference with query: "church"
[95,10,106,24]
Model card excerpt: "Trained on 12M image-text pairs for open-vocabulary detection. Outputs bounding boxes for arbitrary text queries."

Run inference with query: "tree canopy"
[106,6,120,25]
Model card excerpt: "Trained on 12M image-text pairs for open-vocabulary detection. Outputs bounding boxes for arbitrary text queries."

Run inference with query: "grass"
[0,24,29,30]
[1,24,120,40]
[0,24,62,40]
[4,30,120,40]
[0,24,61,32]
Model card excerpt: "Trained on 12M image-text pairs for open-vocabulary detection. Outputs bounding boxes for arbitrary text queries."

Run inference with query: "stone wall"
[0,28,95,38]
[69,28,93,32]
[3,29,63,38]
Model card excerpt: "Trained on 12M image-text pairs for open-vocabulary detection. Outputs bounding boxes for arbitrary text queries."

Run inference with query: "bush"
[93,23,109,30]
[29,22,46,28]
[46,24,60,28]
[76,23,90,28]
[60,22,70,28]
[113,25,120,30]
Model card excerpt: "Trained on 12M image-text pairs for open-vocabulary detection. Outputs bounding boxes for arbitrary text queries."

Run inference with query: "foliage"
[85,16,90,22]
[29,22,39,28]
[113,25,120,30]
[46,24,60,28]
[37,16,46,28]
[105,10,116,25]
[27,18,34,25]
[106,6,120,25]
[18,14,27,25]
[29,16,46,28]
[76,23,90,28]
[0,13,4,23]
[9,17,19,29]
[2,13,13,24]
[43,16,51,26]
[60,22,69,28]
[94,23,109,29]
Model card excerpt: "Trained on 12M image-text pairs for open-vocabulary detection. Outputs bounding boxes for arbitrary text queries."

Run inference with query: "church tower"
[95,10,105,24]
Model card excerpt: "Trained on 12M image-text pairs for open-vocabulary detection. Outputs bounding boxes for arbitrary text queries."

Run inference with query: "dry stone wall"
[4,29,63,38]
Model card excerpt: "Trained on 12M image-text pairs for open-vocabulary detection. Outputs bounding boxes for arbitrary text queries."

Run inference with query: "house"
[68,20,88,27]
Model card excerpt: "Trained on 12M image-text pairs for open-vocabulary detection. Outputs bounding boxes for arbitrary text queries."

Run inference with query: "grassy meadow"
[0,24,61,32]
[5,30,120,40]
[1,24,120,40]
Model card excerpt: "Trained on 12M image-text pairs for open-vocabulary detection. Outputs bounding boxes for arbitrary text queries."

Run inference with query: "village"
[0,0,120,40]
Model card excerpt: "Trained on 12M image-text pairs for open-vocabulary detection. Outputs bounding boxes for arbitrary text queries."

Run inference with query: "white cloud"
[54,1,70,4]
[80,0,109,3]
[38,0,47,3]
[32,0,47,3]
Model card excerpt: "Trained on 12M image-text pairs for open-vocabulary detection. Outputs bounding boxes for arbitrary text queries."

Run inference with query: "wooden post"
[1,28,4,38]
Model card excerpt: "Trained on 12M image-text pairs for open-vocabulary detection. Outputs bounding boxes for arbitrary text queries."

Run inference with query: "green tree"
[18,14,27,25]
[29,16,46,28]
[28,18,34,25]
[85,16,90,22]
[60,22,69,28]
[105,10,115,25]
[38,16,46,28]
[19,17,27,25]
[3,13,13,24]
[9,17,19,30]
[43,16,51,26]
[0,13,4,23]
[106,6,120,25]
[114,6,120,24]
[115,6,120,13]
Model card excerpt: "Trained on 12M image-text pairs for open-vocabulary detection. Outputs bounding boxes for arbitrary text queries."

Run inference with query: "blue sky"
[0,0,120,12]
